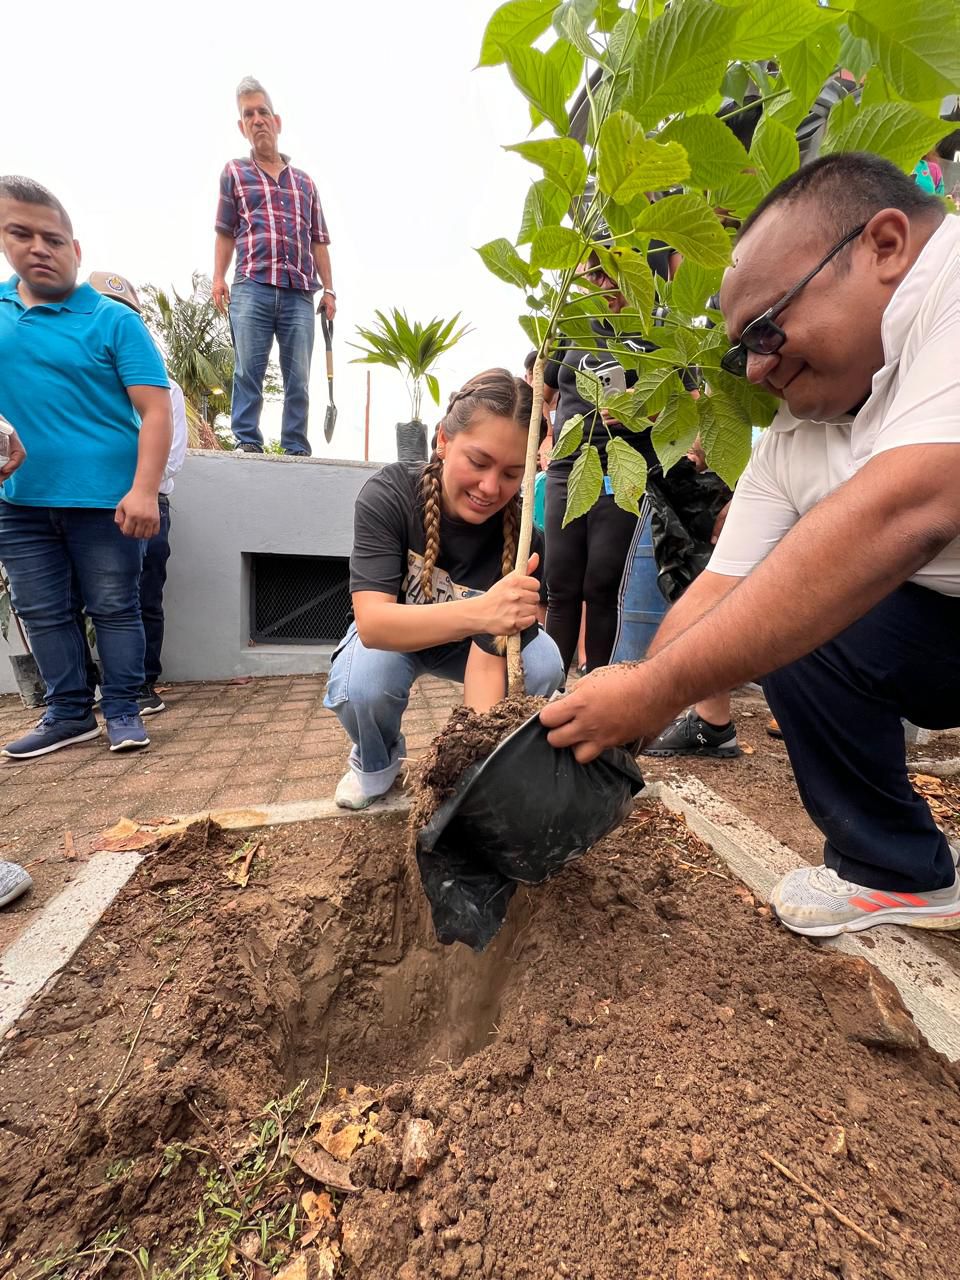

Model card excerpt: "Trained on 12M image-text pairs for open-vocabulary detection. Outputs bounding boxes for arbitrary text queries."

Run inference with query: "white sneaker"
[771,863,960,938]
[335,770,380,811]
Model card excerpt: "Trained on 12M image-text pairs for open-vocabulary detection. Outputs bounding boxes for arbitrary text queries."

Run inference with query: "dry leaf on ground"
[301,1189,336,1225]
[292,1142,357,1193]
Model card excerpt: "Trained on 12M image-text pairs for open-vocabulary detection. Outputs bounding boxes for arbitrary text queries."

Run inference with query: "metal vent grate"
[250,554,351,645]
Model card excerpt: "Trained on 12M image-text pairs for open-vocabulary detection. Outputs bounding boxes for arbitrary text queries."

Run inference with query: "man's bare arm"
[115,386,173,540]
[645,569,740,657]
[212,232,235,314]
[313,244,335,319]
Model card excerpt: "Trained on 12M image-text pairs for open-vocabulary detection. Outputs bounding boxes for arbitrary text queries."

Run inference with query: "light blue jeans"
[323,624,565,798]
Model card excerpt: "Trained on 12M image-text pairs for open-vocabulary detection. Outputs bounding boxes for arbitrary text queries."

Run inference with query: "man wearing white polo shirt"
[542,152,960,939]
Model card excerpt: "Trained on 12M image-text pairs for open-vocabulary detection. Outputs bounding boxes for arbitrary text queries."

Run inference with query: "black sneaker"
[234,442,263,453]
[138,685,166,716]
[642,709,741,759]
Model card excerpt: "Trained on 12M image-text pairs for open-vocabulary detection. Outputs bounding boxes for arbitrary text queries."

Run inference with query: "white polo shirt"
[710,214,960,596]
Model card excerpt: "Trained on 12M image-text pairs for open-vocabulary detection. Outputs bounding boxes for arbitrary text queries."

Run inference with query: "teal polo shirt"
[0,277,169,508]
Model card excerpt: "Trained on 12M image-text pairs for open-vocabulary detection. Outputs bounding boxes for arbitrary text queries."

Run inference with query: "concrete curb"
[0,794,409,1044]
[644,776,960,1061]
[0,852,143,1040]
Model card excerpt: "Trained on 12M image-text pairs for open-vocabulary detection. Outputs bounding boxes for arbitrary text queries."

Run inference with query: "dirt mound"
[2,806,960,1279]
[410,697,544,830]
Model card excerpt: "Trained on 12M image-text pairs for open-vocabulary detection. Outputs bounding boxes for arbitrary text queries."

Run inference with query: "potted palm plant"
[350,309,471,461]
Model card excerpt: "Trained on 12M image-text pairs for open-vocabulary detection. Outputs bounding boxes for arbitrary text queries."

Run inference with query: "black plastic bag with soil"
[414,699,644,952]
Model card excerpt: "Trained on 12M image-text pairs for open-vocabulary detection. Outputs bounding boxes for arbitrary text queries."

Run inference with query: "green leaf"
[518,179,570,246]
[607,7,647,68]
[601,389,652,431]
[552,412,585,459]
[722,61,753,105]
[709,368,779,429]
[698,393,752,488]
[575,367,604,406]
[546,37,586,100]
[860,70,943,118]
[627,0,740,129]
[821,102,947,173]
[555,3,600,60]
[631,366,682,417]
[837,24,874,81]
[731,0,837,60]
[779,29,841,119]
[505,137,588,197]
[848,0,960,102]
[506,45,570,133]
[479,0,559,66]
[595,0,625,33]
[633,194,732,269]
[606,437,648,515]
[425,373,440,407]
[658,114,751,190]
[651,390,699,474]
[670,259,723,319]
[750,117,800,193]
[531,224,586,269]
[476,238,540,289]
[606,247,655,320]
[597,111,691,204]
[519,313,552,348]
[564,444,604,525]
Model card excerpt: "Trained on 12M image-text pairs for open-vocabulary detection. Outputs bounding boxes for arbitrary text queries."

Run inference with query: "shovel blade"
[324,404,338,443]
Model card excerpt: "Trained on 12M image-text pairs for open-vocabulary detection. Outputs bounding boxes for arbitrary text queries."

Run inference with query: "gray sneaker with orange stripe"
[770,863,960,938]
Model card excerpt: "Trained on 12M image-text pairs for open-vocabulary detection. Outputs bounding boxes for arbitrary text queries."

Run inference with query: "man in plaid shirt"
[213,76,335,456]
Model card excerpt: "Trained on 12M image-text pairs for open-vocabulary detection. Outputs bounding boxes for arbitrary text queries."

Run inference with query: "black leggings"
[544,465,639,674]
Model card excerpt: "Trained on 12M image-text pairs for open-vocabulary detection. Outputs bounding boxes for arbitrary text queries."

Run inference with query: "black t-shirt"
[350,461,543,659]
[544,323,661,473]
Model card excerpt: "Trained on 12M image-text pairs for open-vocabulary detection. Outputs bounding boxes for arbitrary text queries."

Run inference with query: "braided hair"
[418,368,534,602]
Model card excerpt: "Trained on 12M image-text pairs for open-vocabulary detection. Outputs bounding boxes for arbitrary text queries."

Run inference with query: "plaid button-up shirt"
[215,154,330,293]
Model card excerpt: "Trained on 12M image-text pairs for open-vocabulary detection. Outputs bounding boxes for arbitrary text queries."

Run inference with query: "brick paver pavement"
[0,674,460,950]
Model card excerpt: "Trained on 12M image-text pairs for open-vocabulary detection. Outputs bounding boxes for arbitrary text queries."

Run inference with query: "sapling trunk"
[507,352,546,698]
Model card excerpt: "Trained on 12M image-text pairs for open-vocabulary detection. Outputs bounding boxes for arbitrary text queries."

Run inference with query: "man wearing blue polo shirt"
[0,177,172,758]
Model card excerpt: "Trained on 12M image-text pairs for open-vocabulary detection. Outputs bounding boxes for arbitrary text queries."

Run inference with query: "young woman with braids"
[324,368,564,810]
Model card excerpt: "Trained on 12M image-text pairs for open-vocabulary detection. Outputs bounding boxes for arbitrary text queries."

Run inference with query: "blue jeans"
[229,277,315,455]
[324,624,565,798]
[140,497,171,684]
[763,583,960,894]
[0,500,145,721]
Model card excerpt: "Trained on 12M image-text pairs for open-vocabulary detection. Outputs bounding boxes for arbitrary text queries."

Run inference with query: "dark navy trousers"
[763,583,960,893]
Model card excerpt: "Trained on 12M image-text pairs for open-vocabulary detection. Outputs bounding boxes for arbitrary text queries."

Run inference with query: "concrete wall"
[161,450,378,681]
[0,450,380,694]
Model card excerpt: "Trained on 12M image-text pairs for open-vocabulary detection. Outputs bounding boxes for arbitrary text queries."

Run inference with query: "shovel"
[320,310,338,443]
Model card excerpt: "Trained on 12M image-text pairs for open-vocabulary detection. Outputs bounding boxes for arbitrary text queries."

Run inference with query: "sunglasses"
[720,223,866,377]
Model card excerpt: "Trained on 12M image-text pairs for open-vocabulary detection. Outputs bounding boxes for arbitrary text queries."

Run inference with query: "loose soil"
[410,697,544,830]
[2,806,960,1279]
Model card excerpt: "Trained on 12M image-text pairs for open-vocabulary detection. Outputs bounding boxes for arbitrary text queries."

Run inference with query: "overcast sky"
[3,0,544,461]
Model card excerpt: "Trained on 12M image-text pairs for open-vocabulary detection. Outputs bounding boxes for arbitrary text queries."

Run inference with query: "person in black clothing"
[324,368,564,810]
[543,246,676,674]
